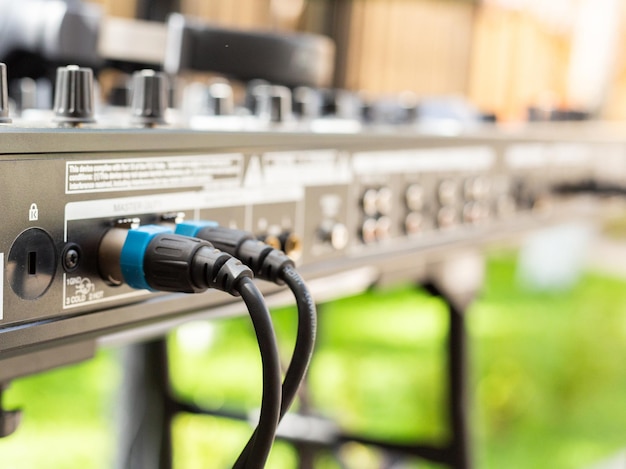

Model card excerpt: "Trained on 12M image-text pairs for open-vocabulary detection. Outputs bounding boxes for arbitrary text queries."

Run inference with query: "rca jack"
[279,232,303,261]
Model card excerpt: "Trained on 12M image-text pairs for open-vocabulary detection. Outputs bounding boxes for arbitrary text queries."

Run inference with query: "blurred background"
[91,0,626,121]
[2,0,626,468]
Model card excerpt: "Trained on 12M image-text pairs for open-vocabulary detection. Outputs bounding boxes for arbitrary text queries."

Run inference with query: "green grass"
[1,254,626,468]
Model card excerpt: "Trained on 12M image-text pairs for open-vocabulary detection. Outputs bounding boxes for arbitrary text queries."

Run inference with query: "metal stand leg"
[424,250,484,469]
[293,341,318,469]
[0,384,21,438]
[422,283,472,469]
[116,338,174,469]
[448,298,471,469]
[294,442,317,469]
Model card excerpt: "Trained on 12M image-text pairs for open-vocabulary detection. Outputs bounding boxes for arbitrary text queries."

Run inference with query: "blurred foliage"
[473,253,626,468]
[0,351,119,468]
[1,254,626,468]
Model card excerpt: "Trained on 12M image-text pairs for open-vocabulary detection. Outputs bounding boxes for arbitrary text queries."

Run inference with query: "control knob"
[53,65,95,125]
[249,83,293,123]
[293,86,321,120]
[130,69,168,126]
[206,81,234,116]
[0,63,11,123]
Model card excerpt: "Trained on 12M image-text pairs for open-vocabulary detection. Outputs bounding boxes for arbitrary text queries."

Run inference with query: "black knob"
[53,65,96,124]
[0,63,12,123]
[322,89,361,120]
[130,69,168,126]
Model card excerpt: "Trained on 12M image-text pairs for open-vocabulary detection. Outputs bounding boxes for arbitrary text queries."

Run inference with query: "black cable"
[233,266,317,469]
[172,224,318,468]
[277,266,317,417]
[234,277,283,469]
[99,227,283,468]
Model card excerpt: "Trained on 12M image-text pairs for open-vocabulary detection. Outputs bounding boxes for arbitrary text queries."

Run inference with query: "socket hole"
[28,251,37,275]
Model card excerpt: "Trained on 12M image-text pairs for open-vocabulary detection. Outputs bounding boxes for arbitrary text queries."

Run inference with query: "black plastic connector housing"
[144,233,252,296]
[194,226,294,284]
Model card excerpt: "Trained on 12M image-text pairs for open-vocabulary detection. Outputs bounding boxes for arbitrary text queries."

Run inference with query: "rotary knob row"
[0,63,169,126]
[1,62,365,127]
[53,66,169,126]
[245,84,361,123]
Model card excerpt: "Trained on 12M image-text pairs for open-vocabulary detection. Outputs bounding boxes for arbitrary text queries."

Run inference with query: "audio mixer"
[1,3,625,467]
[0,62,622,385]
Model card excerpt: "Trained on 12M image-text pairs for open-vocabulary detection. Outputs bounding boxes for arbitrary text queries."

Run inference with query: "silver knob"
[0,63,12,123]
[130,70,168,126]
[250,84,292,123]
[270,86,292,123]
[53,65,96,124]
[293,86,321,120]
[206,82,234,116]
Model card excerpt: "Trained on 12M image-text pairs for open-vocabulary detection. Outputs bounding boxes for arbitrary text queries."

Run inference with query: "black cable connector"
[176,223,295,284]
[99,224,252,295]
[143,232,252,295]
[98,225,282,468]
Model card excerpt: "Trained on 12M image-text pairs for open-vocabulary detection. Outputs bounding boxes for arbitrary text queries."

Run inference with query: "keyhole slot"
[28,251,37,275]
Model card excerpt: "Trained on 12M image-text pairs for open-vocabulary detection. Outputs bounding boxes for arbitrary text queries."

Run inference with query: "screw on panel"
[62,244,81,272]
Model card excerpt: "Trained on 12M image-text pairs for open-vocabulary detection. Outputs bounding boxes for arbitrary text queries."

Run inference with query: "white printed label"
[505,144,547,168]
[352,147,495,174]
[262,151,350,184]
[506,143,593,169]
[64,275,105,306]
[62,273,148,310]
[65,154,244,194]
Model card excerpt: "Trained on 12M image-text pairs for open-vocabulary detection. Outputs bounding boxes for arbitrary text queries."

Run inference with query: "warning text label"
[66,155,243,194]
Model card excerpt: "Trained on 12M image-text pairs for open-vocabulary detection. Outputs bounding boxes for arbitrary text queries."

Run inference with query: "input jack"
[437,206,457,229]
[318,221,349,250]
[98,228,128,286]
[376,187,393,215]
[361,218,377,244]
[259,234,282,250]
[405,183,424,211]
[375,216,392,241]
[404,212,423,235]
[464,177,490,201]
[438,179,458,206]
[362,188,379,217]
[279,232,303,261]
[463,202,482,224]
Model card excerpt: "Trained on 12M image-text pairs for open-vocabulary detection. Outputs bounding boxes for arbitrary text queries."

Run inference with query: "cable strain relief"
[257,249,295,284]
[237,239,275,273]
[196,226,254,256]
[191,245,253,296]
[217,257,254,296]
